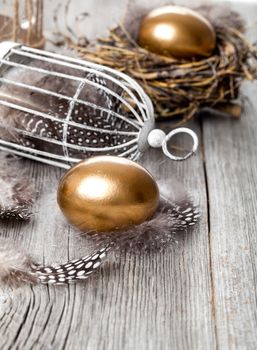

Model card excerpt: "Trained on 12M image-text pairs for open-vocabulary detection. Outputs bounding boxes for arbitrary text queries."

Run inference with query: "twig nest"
[138,6,216,59]
[71,4,257,121]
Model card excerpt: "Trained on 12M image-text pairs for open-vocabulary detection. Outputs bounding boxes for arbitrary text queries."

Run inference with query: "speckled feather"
[33,244,111,285]
[81,198,200,252]
[0,241,110,287]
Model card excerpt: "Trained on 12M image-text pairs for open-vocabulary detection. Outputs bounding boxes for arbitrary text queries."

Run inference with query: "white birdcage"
[0,42,198,169]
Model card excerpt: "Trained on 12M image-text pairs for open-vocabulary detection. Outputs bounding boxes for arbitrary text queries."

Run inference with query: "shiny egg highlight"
[57,156,160,233]
[138,6,216,59]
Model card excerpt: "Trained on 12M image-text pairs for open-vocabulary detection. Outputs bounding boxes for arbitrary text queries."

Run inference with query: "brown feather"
[81,197,199,252]
[0,239,37,287]
[0,239,110,286]
[0,153,35,220]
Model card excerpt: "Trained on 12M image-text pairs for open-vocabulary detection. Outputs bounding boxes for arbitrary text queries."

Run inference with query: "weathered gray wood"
[0,121,214,350]
[203,81,257,350]
[0,0,256,349]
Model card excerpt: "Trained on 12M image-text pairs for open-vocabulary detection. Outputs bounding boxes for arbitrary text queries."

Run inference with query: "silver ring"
[162,127,198,161]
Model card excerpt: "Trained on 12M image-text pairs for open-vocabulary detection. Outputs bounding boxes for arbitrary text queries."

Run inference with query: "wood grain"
[0,122,215,350]
[203,81,257,350]
[0,0,256,349]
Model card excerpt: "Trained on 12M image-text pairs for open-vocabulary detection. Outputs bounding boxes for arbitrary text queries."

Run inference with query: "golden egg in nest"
[57,156,160,233]
[138,6,216,59]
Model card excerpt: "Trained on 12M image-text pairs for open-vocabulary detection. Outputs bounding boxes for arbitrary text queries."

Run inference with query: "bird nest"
[69,5,257,123]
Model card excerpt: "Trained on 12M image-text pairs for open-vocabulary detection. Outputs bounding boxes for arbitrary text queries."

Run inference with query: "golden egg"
[138,6,216,59]
[57,156,159,233]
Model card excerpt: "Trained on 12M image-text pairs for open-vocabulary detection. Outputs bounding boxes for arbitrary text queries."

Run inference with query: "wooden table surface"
[0,1,257,349]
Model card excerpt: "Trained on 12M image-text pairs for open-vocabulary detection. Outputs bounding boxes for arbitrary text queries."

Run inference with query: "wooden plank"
[0,0,213,348]
[0,119,215,350]
[203,81,257,350]
[1,0,256,349]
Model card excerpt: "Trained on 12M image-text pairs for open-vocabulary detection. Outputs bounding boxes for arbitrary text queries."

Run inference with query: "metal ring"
[162,127,198,161]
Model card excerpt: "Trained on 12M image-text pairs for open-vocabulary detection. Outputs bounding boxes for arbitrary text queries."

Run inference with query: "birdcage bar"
[119,145,139,158]
[0,140,79,162]
[0,60,143,129]
[0,122,139,152]
[0,58,145,128]
[9,47,148,124]
[14,45,153,121]
[23,45,154,118]
[0,99,139,135]
[0,134,141,167]
[0,96,140,135]
[0,41,158,168]
[62,80,85,158]
[0,138,141,168]
[0,77,140,131]
[0,137,80,159]
[0,144,73,169]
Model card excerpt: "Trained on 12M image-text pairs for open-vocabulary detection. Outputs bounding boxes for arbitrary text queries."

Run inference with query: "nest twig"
[68,6,257,123]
